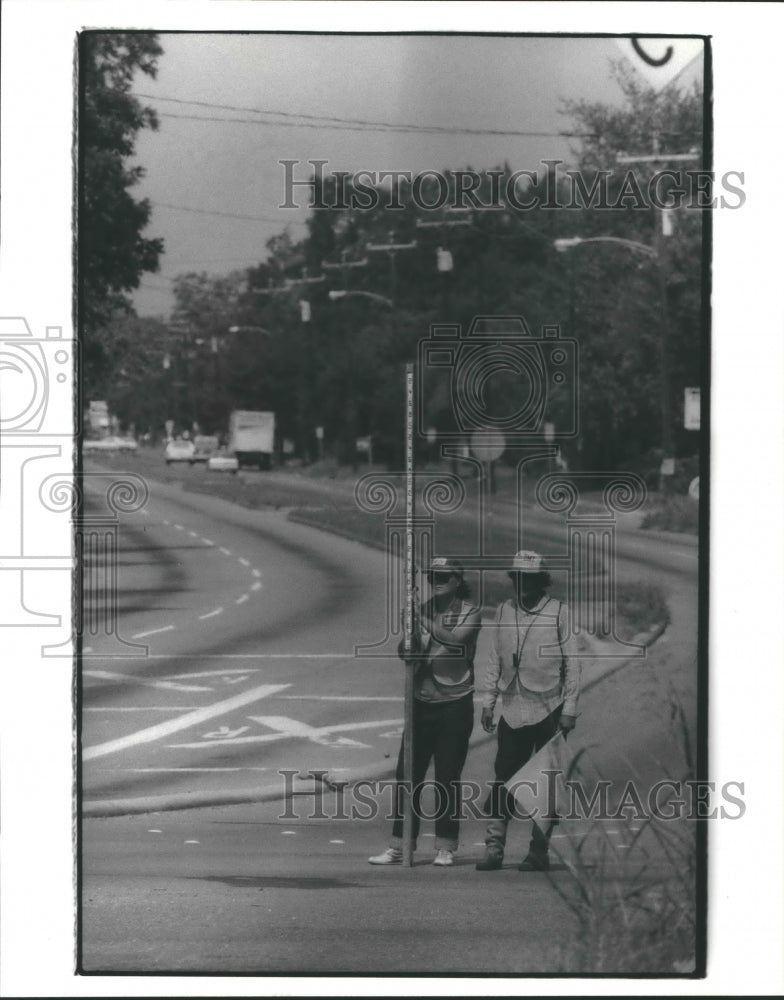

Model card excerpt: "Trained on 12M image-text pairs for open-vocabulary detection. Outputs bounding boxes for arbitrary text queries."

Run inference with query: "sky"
[129,34,704,317]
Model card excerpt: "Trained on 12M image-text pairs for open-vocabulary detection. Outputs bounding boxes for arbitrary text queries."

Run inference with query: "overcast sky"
[128,33,703,317]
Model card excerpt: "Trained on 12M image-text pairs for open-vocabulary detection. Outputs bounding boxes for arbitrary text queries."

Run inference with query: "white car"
[207,451,239,473]
[84,435,138,452]
[165,439,196,464]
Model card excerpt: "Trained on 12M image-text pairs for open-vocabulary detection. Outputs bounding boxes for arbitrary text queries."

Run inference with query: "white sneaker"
[368,847,403,865]
[433,849,455,867]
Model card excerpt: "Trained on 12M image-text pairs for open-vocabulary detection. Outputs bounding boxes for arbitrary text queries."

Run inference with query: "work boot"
[517,850,549,872]
[475,849,504,871]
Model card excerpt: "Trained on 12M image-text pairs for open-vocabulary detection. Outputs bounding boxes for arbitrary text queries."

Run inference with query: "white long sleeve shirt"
[481,595,582,728]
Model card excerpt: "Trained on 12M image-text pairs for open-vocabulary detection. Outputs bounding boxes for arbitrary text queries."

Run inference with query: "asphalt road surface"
[80,462,700,975]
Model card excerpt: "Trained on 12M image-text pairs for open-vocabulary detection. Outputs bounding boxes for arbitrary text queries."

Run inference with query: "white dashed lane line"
[198,607,224,620]
[128,514,265,635]
[131,624,175,640]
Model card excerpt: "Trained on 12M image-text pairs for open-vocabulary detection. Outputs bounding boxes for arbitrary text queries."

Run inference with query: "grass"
[548,683,699,974]
[641,494,699,534]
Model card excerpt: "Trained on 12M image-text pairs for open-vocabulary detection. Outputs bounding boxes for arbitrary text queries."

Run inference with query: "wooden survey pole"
[401,363,416,866]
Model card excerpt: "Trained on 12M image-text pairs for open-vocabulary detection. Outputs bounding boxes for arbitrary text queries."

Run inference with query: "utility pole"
[366,231,417,307]
[617,133,699,491]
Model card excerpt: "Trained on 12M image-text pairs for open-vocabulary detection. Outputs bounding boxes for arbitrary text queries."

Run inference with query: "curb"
[83,621,668,819]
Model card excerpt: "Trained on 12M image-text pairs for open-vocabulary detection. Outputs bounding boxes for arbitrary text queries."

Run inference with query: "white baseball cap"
[509,550,548,574]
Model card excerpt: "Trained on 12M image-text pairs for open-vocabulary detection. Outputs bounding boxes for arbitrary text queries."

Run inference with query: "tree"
[81,32,164,389]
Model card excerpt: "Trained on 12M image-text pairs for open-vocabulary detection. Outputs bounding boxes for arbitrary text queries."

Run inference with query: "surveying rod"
[401,363,417,866]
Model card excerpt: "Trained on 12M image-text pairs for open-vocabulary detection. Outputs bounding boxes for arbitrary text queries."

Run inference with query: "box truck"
[229,410,275,470]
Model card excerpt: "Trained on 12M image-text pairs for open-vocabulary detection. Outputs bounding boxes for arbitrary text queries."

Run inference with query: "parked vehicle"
[228,410,275,470]
[84,435,138,452]
[207,449,239,474]
[165,438,196,464]
[190,435,220,464]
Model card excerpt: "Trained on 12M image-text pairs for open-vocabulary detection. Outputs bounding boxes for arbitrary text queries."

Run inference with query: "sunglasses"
[427,572,456,584]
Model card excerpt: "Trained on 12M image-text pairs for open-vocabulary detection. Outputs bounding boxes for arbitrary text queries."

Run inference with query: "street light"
[328,289,394,308]
[227,325,273,336]
[553,235,657,258]
[555,232,674,489]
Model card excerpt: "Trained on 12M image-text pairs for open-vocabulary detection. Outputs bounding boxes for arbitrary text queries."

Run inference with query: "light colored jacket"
[482,595,581,718]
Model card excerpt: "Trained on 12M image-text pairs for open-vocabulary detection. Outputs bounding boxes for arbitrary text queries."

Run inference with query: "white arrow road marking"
[83,682,290,760]
[83,670,214,693]
[169,716,402,750]
[202,725,250,739]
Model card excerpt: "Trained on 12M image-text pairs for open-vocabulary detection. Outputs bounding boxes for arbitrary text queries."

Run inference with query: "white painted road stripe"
[170,716,401,749]
[84,706,201,712]
[159,668,259,679]
[275,695,401,702]
[83,670,213,693]
[83,682,290,760]
[251,582,262,591]
[219,547,232,556]
[238,558,250,567]
[198,607,224,620]
[202,538,214,546]
[251,568,261,577]
[235,595,249,605]
[131,625,175,640]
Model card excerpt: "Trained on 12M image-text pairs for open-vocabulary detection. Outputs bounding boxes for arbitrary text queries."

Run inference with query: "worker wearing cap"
[476,549,581,872]
[369,556,482,867]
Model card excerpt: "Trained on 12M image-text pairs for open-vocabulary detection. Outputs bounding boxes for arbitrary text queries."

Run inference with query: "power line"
[151,200,292,224]
[133,91,595,139]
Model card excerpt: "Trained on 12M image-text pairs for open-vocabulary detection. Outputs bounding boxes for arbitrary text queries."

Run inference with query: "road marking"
[174,524,184,531]
[110,766,270,773]
[170,716,401,750]
[84,706,201,712]
[251,582,262,591]
[131,624,175,640]
[163,520,170,525]
[159,668,260,679]
[235,594,249,605]
[83,670,213,693]
[281,831,296,836]
[148,829,163,833]
[329,840,345,844]
[83,682,290,760]
[202,538,215,546]
[219,547,232,556]
[188,530,198,538]
[184,840,200,845]
[238,558,250,567]
[198,607,224,620]
[251,568,261,578]
[82,653,355,660]
[274,695,401,702]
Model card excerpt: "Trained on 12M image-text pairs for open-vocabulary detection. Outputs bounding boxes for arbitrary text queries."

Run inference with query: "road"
[80,460,700,974]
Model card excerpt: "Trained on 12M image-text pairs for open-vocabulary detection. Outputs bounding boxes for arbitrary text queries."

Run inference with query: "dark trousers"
[391,694,474,850]
[484,703,563,856]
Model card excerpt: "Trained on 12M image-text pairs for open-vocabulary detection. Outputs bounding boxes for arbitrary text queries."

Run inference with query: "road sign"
[356,436,372,453]
[684,387,701,430]
[315,426,324,440]
[470,429,506,462]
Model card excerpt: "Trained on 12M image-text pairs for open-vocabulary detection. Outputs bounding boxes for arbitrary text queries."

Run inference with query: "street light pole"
[554,231,674,488]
